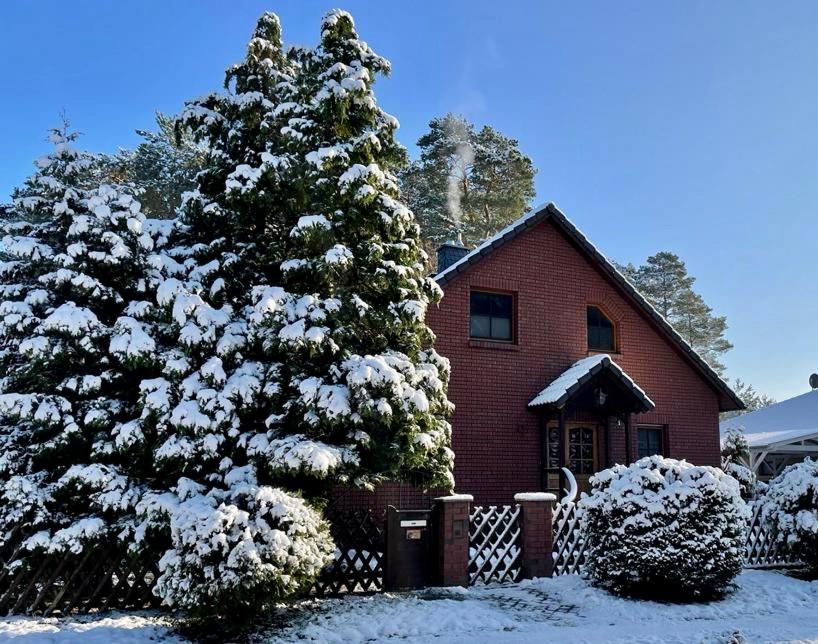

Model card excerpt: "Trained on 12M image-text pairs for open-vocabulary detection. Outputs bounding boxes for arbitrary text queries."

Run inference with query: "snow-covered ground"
[3,571,816,643]
[0,612,182,643]
[264,570,818,644]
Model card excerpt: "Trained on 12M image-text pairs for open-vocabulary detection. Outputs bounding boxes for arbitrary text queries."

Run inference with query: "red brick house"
[426,203,744,505]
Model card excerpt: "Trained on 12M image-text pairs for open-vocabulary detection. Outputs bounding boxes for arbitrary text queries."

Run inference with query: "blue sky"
[2,1,817,401]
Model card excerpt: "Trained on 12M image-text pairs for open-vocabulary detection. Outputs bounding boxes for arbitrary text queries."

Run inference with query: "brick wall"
[427,218,723,505]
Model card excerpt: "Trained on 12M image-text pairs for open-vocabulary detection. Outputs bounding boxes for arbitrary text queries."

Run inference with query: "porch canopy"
[528,354,655,414]
[528,355,655,489]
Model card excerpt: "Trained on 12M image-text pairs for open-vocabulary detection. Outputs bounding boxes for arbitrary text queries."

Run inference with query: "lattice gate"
[312,509,386,595]
[468,504,522,584]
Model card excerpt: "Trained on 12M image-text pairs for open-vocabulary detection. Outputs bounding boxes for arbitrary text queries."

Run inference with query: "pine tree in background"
[721,379,776,421]
[0,126,154,553]
[103,112,207,218]
[618,251,733,374]
[400,113,536,249]
[248,9,454,496]
[119,14,334,613]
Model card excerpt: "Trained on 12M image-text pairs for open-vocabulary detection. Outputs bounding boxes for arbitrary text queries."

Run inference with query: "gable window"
[587,305,615,351]
[637,426,664,459]
[470,291,513,341]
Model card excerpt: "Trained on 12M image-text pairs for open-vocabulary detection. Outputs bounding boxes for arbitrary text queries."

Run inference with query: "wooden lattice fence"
[552,501,586,576]
[468,504,521,584]
[0,527,159,616]
[744,501,801,568]
[0,508,387,615]
[551,498,803,575]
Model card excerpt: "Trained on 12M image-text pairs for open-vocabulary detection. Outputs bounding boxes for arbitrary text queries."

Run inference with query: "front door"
[566,423,598,492]
[543,421,600,494]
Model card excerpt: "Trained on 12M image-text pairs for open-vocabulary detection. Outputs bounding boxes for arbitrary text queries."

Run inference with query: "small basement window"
[587,305,615,351]
[637,426,664,459]
[470,291,513,341]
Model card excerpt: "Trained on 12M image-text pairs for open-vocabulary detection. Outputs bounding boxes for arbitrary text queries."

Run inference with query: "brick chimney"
[436,239,470,273]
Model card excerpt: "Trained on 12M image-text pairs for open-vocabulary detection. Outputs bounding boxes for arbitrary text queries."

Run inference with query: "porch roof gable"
[528,354,656,412]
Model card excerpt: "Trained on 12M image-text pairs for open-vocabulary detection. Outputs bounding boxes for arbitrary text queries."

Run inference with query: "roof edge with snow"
[435,202,745,412]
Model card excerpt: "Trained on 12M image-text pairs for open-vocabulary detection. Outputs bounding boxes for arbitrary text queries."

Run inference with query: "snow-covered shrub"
[136,482,334,614]
[581,456,749,600]
[759,458,818,570]
[724,461,758,501]
[722,425,750,463]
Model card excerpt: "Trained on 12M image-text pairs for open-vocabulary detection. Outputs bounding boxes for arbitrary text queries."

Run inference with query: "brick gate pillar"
[514,492,557,579]
[434,494,473,587]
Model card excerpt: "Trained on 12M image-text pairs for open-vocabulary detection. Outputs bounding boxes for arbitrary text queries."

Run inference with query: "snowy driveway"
[265,570,818,644]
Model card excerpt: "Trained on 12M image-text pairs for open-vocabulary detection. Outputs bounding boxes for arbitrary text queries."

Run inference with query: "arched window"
[587,305,615,351]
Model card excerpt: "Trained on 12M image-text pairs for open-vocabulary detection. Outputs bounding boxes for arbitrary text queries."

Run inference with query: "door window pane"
[567,426,595,474]
[546,426,560,469]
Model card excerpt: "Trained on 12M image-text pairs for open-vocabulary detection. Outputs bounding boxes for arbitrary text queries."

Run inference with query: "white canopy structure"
[720,389,818,476]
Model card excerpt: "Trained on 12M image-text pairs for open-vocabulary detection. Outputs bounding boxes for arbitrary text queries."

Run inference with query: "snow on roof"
[433,203,744,412]
[528,354,655,411]
[720,388,818,449]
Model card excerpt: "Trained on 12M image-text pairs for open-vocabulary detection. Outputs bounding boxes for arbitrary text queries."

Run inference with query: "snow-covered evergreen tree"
[249,9,454,495]
[117,14,335,611]
[0,126,155,553]
[102,112,207,218]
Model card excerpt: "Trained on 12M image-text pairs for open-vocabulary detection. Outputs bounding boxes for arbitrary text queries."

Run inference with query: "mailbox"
[384,506,434,590]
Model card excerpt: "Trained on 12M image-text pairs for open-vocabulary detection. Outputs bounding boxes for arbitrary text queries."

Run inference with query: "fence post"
[434,494,473,587]
[514,492,557,579]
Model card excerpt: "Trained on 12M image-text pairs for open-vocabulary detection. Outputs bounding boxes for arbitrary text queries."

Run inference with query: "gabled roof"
[720,388,818,449]
[434,202,744,412]
[528,354,656,412]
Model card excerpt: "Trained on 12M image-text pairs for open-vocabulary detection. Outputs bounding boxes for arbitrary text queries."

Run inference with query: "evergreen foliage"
[0,126,155,551]
[249,9,454,493]
[759,459,818,572]
[400,113,536,248]
[721,379,776,421]
[0,9,454,615]
[581,456,749,600]
[103,113,207,218]
[722,425,750,463]
[619,252,732,374]
[721,426,758,500]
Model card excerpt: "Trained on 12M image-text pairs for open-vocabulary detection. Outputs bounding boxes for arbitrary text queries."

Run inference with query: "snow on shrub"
[136,482,334,614]
[759,458,818,570]
[581,456,749,600]
[725,461,760,501]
